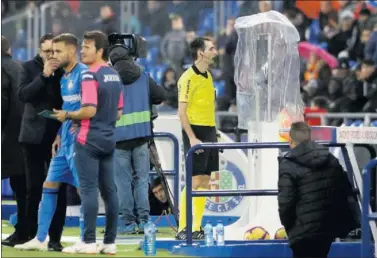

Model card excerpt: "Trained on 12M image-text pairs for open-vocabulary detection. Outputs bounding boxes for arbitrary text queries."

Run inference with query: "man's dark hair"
[359,8,371,16]
[289,122,312,145]
[362,59,375,67]
[311,96,329,109]
[52,33,78,47]
[39,33,54,46]
[190,37,211,61]
[83,30,109,61]
[151,177,162,190]
[1,35,10,56]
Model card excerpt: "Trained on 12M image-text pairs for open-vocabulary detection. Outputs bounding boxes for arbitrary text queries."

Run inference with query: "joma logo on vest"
[103,74,120,82]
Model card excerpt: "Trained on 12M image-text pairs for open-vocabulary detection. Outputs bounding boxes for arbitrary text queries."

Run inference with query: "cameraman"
[109,37,165,234]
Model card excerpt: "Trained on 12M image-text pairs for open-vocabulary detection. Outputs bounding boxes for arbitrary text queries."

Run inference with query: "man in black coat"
[278,122,358,258]
[1,35,26,246]
[16,34,67,251]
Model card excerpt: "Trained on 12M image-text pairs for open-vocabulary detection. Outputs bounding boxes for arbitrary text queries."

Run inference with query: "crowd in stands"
[2,0,377,127]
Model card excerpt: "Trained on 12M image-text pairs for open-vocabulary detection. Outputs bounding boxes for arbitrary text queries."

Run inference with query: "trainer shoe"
[98,243,116,255]
[14,237,48,251]
[62,241,97,254]
[175,228,187,240]
[192,230,205,240]
[117,223,137,235]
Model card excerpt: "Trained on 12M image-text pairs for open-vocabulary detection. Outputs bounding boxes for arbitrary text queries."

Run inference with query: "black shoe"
[192,230,204,240]
[175,228,187,240]
[1,232,29,247]
[48,241,64,252]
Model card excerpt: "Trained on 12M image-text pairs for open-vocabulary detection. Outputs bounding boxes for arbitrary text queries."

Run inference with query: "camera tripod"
[148,140,179,228]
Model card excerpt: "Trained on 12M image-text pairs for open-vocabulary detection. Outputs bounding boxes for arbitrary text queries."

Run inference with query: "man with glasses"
[14,33,67,251]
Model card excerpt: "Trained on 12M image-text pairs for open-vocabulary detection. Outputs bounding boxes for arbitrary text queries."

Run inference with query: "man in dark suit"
[278,122,358,258]
[16,34,67,251]
[1,35,26,246]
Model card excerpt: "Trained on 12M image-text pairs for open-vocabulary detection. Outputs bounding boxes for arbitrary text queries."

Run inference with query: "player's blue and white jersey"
[60,62,88,147]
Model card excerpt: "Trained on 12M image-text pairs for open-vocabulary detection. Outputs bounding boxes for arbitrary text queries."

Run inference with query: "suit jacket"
[1,54,24,178]
[18,55,64,144]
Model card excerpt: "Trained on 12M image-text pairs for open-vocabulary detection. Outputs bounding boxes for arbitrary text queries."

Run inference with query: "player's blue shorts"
[46,144,79,188]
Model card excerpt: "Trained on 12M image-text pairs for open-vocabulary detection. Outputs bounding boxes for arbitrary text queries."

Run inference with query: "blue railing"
[361,158,377,257]
[185,141,346,245]
[151,132,180,206]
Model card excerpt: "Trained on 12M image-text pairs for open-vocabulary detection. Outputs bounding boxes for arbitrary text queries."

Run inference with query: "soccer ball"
[278,109,292,142]
[243,226,270,240]
[274,227,288,240]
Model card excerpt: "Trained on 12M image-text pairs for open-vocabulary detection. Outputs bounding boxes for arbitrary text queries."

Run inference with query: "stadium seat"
[198,9,214,32]
[1,179,14,197]
[307,20,322,45]
[350,120,364,127]
[149,64,167,85]
[214,80,225,98]
[12,48,27,61]
[146,47,160,66]
[145,35,161,49]
[370,120,377,127]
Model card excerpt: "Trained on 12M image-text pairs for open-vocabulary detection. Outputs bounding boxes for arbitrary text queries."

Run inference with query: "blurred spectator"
[318,1,338,32]
[327,10,358,58]
[149,177,170,216]
[304,96,329,126]
[161,14,187,76]
[365,24,377,64]
[258,0,272,13]
[332,58,351,79]
[360,59,377,112]
[140,1,170,37]
[51,19,63,37]
[283,8,309,41]
[92,4,119,35]
[158,67,178,112]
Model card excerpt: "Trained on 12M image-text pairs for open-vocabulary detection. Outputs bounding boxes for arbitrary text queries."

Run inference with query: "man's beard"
[60,59,70,68]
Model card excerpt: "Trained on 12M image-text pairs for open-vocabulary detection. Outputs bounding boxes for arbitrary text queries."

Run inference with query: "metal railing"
[151,132,180,206]
[361,158,377,257]
[305,113,377,126]
[184,141,347,245]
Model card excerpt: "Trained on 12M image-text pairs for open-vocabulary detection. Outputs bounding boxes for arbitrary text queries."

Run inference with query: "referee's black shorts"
[182,125,219,177]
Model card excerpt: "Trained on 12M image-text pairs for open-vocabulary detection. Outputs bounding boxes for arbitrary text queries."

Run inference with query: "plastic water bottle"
[143,218,156,256]
[204,221,214,246]
[216,220,225,246]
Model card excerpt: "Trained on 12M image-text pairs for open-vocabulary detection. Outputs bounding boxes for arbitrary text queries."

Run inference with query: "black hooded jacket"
[278,142,358,246]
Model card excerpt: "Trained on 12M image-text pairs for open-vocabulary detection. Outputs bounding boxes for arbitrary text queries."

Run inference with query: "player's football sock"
[79,205,84,241]
[36,188,59,242]
[192,187,207,232]
[178,186,186,232]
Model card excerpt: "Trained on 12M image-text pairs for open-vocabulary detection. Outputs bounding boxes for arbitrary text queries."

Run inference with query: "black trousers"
[291,237,333,258]
[9,173,27,238]
[22,139,67,242]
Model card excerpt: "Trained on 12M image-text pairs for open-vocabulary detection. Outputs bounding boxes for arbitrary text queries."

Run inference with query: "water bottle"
[143,218,156,256]
[204,221,214,246]
[216,220,225,246]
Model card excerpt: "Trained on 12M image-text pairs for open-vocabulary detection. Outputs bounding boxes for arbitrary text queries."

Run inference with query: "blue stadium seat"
[149,64,167,85]
[2,179,13,197]
[145,35,161,49]
[370,120,377,127]
[198,9,214,32]
[214,80,225,98]
[12,48,27,61]
[146,47,160,66]
[350,120,364,127]
[307,20,322,45]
